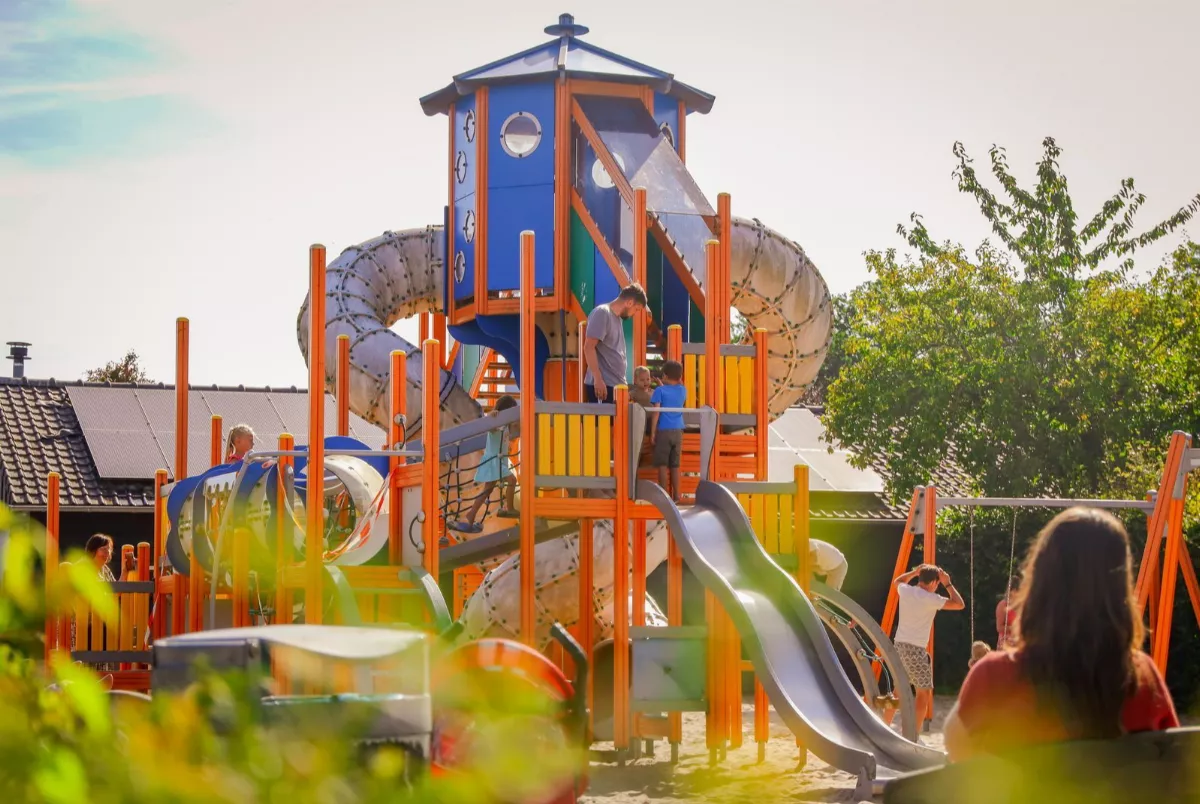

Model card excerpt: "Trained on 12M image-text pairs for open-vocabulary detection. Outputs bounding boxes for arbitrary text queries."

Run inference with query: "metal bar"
[681,342,706,355]
[107,582,156,593]
[534,475,616,490]
[537,401,616,416]
[934,496,1156,511]
[719,344,756,357]
[719,413,757,428]
[72,651,152,664]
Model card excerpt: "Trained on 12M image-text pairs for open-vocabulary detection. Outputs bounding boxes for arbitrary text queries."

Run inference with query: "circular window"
[455,150,468,184]
[500,111,542,158]
[591,152,626,190]
[454,251,467,283]
[462,110,476,143]
[462,210,476,243]
[659,122,674,148]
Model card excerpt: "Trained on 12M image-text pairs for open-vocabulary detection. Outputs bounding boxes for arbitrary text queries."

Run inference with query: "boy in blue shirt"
[650,360,687,503]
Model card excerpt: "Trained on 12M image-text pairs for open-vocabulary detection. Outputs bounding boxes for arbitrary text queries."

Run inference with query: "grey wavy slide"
[637,479,946,793]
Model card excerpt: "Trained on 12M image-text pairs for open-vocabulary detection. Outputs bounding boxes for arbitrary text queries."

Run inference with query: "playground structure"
[34,14,1200,800]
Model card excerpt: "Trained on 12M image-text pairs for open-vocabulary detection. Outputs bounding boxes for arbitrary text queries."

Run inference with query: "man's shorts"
[653,429,682,468]
[896,641,933,690]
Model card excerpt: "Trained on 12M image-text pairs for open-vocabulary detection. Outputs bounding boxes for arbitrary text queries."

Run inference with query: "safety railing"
[679,343,759,415]
[534,402,618,489]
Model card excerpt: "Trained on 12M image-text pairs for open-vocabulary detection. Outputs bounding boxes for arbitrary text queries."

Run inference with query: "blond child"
[226,423,256,462]
[968,640,991,669]
[631,366,653,407]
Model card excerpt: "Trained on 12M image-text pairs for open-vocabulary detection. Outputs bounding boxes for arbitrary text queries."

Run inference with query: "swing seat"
[882,727,1200,804]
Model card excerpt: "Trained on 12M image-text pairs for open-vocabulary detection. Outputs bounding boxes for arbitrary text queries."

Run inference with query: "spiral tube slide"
[297,217,832,647]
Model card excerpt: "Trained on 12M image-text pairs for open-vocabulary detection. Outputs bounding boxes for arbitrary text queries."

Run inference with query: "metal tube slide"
[637,478,945,788]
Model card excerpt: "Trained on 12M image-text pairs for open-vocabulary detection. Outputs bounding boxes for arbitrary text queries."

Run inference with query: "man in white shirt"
[891,564,964,735]
[809,539,849,591]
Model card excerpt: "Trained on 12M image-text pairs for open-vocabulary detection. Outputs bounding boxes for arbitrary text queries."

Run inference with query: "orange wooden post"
[1136,433,1187,613]
[633,187,648,365]
[305,244,327,624]
[336,334,350,437]
[880,487,926,638]
[422,338,441,582]
[432,313,447,369]
[718,193,732,344]
[152,468,168,639]
[275,433,294,625]
[44,472,61,662]
[794,463,810,762]
[175,317,194,633]
[1153,437,1191,670]
[666,325,684,749]
[210,415,223,466]
[419,312,430,344]
[612,383,631,752]
[519,230,537,645]
[703,239,723,421]
[136,541,150,661]
[753,328,769,479]
[389,350,407,565]
[924,485,938,662]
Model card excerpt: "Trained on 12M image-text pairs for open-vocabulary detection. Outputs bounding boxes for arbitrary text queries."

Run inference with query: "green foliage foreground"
[0,505,581,804]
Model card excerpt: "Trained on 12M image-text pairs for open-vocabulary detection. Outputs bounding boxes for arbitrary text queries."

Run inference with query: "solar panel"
[67,386,389,480]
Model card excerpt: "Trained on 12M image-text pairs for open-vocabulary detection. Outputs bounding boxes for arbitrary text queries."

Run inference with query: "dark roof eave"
[420,74,714,117]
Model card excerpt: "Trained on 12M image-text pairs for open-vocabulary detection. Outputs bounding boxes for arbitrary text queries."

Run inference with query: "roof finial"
[545,13,588,38]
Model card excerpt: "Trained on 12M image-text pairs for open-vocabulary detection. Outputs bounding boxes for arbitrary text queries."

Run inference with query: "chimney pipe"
[7,342,30,379]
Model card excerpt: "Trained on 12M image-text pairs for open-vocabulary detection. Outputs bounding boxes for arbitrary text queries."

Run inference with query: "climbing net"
[438,424,521,530]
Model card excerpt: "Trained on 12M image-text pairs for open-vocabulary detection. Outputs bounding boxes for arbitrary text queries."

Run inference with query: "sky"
[2,0,1198,388]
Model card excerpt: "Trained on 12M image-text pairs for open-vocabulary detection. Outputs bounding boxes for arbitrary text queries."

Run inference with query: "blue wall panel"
[453,192,476,303]
[487,185,554,291]
[453,94,477,201]
[652,93,680,154]
[487,83,555,189]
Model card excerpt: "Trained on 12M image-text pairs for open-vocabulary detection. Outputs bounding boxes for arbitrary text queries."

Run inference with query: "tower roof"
[419,14,714,116]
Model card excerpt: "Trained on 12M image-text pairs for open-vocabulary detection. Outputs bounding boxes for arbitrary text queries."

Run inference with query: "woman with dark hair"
[945,507,1178,761]
[84,533,116,582]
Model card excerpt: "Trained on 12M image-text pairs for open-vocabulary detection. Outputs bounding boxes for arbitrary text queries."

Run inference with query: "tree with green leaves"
[83,349,153,384]
[824,138,1200,501]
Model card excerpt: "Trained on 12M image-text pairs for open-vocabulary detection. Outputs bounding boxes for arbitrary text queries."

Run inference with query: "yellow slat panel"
[697,355,706,407]
[683,355,697,408]
[738,494,753,539]
[739,356,755,414]
[119,593,134,651]
[552,414,567,474]
[725,355,740,414]
[598,416,612,477]
[764,493,781,555]
[568,414,582,476]
[778,494,795,556]
[74,596,89,652]
[750,494,765,547]
[537,414,553,475]
[582,415,597,476]
[91,605,105,651]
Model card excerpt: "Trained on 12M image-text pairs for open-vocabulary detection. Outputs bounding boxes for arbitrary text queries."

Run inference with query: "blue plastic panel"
[453,95,477,201]
[453,192,476,303]
[660,237,691,337]
[474,314,550,399]
[653,93,681,155]
[572,128,634,275]
[487,184,554,291]
[487,83,555,190]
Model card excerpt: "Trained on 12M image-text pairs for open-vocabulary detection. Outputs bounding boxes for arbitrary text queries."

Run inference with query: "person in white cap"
[809,538,849,591]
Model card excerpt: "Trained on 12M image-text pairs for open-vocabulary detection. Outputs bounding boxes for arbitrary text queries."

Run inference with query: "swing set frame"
[881,430,1200,677]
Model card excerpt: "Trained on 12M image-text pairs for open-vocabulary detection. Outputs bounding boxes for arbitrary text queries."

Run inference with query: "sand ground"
[580,696,954,804]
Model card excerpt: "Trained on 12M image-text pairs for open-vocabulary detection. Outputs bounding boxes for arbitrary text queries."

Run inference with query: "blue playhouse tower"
[421,14,718,400]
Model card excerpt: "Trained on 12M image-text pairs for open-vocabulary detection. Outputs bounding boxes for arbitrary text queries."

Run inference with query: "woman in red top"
[946,507,1178,762]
